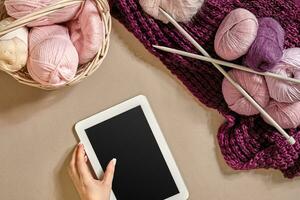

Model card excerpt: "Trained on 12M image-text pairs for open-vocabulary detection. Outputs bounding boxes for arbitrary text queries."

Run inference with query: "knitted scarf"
[109,0,300,178]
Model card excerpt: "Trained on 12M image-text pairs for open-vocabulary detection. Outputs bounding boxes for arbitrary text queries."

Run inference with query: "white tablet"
[75,95,189,200]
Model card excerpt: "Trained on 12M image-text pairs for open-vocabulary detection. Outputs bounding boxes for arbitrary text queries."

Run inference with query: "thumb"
[102,158,117,187]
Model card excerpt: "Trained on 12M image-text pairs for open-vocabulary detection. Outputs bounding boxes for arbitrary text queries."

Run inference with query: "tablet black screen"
[85,106,179,200]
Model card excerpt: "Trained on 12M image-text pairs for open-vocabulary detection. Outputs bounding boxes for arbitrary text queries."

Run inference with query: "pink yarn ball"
[265,48,300,103]
[281,47,300,67]
[263,100,300,129]
[4,0,82,27]
[222,70,270,116]
[214,8,258,61]
[139,0,203,23]
[68,0,104,64]
[27,25,79,87]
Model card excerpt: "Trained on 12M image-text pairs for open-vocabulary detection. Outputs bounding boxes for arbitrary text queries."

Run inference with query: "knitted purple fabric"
[109,0,300,178]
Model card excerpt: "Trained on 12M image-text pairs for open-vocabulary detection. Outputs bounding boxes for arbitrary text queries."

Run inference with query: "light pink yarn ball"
[265,48,300,103]
[27,25,79,87]
[281,47,300,67]
[263,100,300,129]
[139,0,203,23]
[222,70,270,116]
[4,0,82,27]
[68,0,104,64]
[214,8,258,61]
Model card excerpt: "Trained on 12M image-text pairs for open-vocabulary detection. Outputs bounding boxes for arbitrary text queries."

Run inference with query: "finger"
[103,158,117,186]
[76,143,93,181]
[68,145,79,178]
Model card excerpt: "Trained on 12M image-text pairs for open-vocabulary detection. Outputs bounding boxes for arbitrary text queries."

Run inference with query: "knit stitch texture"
[109,0,300,178]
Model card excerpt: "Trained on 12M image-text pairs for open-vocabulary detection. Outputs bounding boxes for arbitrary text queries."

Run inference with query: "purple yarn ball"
[243,17,285,72]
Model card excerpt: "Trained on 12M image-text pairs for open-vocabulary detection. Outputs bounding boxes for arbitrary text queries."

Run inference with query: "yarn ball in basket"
[27,25,79,87]
[265,48,300,103]
[214,8,258,61]
[244,17,285,72]
[4,0,82,27]
[222,69,270,116]
[0,17,28,72]
[263,100,300,129]
[68,0,104,64]
[139,0,204,23]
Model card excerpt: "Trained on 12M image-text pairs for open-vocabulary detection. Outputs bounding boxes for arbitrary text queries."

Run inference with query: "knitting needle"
[152,45,300,84]
[158,7,296,145]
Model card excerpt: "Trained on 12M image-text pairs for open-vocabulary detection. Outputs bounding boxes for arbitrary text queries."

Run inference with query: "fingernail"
[112,158,117,166]
[84,155,88,162]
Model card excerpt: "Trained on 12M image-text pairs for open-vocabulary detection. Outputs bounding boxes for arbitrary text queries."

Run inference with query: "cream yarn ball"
[0,17,28,72]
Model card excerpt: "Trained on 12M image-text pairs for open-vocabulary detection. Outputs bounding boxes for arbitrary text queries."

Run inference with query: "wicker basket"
[0,0,111,90]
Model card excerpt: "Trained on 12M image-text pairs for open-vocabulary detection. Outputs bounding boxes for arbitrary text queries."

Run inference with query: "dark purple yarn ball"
[243,17,285,72]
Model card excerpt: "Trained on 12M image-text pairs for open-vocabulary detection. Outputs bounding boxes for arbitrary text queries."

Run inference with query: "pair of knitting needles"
[153,46,300,84]
[154,8,296,145]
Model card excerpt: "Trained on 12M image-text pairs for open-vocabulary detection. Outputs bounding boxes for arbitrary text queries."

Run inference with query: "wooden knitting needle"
[158,7,296,145]
[152,45,300,84]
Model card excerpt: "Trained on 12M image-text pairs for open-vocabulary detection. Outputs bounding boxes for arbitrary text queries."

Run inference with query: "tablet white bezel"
[75,95,189,200]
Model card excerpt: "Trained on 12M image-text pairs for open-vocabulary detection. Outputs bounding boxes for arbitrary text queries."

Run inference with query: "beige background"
[0,19,299,200]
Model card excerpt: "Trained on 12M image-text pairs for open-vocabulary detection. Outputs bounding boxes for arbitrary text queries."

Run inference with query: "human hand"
[68,143,116,200]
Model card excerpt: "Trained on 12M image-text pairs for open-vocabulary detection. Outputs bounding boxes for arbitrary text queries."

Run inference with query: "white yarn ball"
[0,17,28,72]
[139,0,204,23]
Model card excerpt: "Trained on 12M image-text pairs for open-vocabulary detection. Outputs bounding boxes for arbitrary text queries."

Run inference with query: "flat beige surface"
[0,19,299,200]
